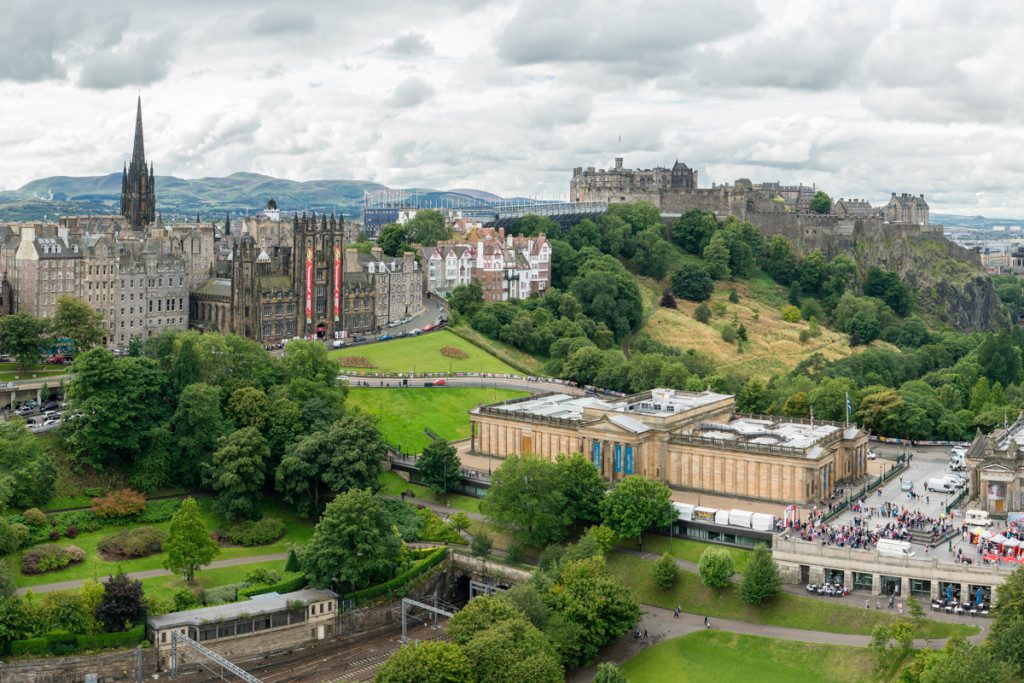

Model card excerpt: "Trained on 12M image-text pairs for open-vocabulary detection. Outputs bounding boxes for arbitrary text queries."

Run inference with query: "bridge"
[463,200,608,230]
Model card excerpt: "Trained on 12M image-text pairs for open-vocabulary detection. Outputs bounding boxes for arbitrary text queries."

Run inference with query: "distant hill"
[3,172,521,222]
[932,213,1024,229]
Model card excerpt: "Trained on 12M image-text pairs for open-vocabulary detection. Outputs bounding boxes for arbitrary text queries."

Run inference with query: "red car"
[432,378,447,387]
[422,324,434,332]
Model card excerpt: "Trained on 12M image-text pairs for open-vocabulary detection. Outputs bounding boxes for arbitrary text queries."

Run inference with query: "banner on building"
[614,443,622,473]
[592,441,601,470]
[333,244,341,321]
[625,445,633,475]
[305,245,314,323]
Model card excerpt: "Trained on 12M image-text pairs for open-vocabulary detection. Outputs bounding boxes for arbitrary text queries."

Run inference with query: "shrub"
[415,508,461,543]
[780,305,801,323]
[439,346,469,359]
[21,544,85,574]
[82,487,104,498]
[720,325,736,343]
[659,289,677,309]
[91,489,146,518]
[344,547,447,604]
[244,567,281,587]
[697,547,734,589]
[219,517,286,546]
[728,289,740,304]
[651,552,680,589]
[799,329,810,344]
[203,583,244,605]
[135,498,182,523]
[173,588,198,611]
[693,303,711,324]
[65,525,78,539]
[382,499,425,541]
[237,572,308,600]
[506,544,525,565]
[284,548,301,573]
[471,531,493,557]
[22,508,47,527]
[448,512,471,532]
[97,527,166,559]
[740,545,781,605]
[10,626,147,656]
[0,519,28,554]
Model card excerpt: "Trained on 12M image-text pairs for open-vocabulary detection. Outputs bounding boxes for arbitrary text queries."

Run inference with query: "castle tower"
[120,97,157,228]
[230,235,257,338]
[292,212,345,339]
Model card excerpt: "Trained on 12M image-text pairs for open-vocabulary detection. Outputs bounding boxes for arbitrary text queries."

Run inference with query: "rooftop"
[148,589,335,629]
[694,417,840,455]
[612,388,732,418]
[489,393,612,421]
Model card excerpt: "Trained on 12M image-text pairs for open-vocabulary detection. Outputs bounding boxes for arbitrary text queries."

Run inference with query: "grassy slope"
[624,535,751,572]
[621,630,878,683]
[347,387,527,453]
[0,363,69,382]
[640,270,859,380]
[447,323,546,375]
[331,330,518,375]
[9,499,312,588]
[379,471,482,514]
[607,552,976,639]
[138,559,287,604]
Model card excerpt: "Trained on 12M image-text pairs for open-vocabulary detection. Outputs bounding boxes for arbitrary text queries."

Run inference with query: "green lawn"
[331,330,518,374]
[620,535,752,572]
[621,630,877,683]
[9,499,313,589]
[606,553,977,639]
[379,471,482,514]
[347,387,527,453]
[447,324,545,375]
[138,559,287,604]
[0,363,70,383]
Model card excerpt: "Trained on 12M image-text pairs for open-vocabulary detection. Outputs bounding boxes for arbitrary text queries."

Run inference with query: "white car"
[867,450,878,460]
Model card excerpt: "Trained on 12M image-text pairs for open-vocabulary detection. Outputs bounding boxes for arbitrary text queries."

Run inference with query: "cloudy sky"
[2,0,1024,216]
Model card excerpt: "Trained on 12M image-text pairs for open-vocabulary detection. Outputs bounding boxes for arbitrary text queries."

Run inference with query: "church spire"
[121,96,156,228]
[132,96,146,166]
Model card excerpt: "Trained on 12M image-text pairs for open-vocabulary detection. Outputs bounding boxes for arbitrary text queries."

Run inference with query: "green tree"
[0,562,16,598]
[856,389,909,436]
[202,427,269,521]
[406,210,450,245]
[374,640,474,683]
[448,280,484,315]
[798,250,827,295]
[227,386,271,431]
[989,615,1024,677]
[470,530,493,557]
[782,392,809,418]
[163,497,219,582]
[377,223,411,257]
[94,572,147,633]
[737,377,768,413]
[570,268,643,340]
[0,313,51,370]
[462,618,563,683]
[703,231,731,280]
[418,440,462,501]
[632,229,672,278]
[171,382,229,485]
[652,552,680,589]
[694,302,712,323]
[284,548,301,573]
[697,547,734,589]
[912,635,1015,683]
[764,236,800,285]
[447,595,525,645]
[740,545,781,605]
[0,596,28,650]
[266,397,304,462]
[0,420,58,510]
[977,332,1023,387]
[65,349,171,469]
[276,411,386,516]
[594,662,627,683]
[303,488,405,592]
[167,334,200,394]
[600,475,674,549]
[809,190,832,214]
[672,209,718,254]
[556,453,608,525]
[481,455,570,547]
[51,296,105,351]
[282,339,341,385]
[671,263,713,302]
[864,267,912,316]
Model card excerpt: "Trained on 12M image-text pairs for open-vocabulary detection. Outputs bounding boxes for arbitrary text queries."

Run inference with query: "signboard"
[988,482,1006,501]
[614,443,622,473]
[625,445,633,475]
[693,508,716,522]
[333,244,341,321]
[591,441,601,470]
[305,245,314,323]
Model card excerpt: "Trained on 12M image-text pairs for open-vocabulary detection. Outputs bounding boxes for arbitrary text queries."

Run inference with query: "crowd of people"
[790,497,957,550]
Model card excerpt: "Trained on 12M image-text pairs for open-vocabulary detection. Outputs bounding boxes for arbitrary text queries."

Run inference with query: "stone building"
[470,388,868,509]
[570,157,696,204]
[347,247,424,329]
[8,225,84,318]
[965,416,1024,515]
[884,193,930,225]
[148,589,337,671]
[832,198,875,217]
[121,97,157,228]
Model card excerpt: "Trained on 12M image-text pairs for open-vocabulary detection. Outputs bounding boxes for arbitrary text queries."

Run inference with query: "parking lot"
[2,399,67,433]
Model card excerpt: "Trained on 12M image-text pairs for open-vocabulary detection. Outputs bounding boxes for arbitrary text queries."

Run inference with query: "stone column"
[930,582,939,600]
[871,575,882,596]
[844,570,853,590]
[36,388,42,403]
[960,582,970,603]
[900,577,910,599]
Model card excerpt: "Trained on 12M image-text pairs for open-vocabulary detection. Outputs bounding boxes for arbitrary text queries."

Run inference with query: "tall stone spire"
[121,96,157,228]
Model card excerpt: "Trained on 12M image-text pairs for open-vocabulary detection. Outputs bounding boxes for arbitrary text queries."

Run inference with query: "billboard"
[592,441,601,470]
[305,245,314,323]
[625,445,633,475]
[614,443,622,473]
[333,244,341,321]
[987,482,1006,501]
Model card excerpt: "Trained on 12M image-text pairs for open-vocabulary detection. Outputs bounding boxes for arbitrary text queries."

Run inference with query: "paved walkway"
[16,553,287,595]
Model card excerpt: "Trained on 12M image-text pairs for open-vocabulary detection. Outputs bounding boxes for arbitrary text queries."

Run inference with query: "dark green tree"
[600,475,674,549]
[418,440,462,500]
[51,296,105,351]
[555,453,608,525]
[672,209,718,254]
[462,618,563,683]
[167,334,201,394]
[977,332,1023,387]
[406,210,449,245]
[0,420,57,510]
[740,544,781,605]
[227,386,271,430]
[448,280,484,315]
[171,382,229,484]
[377,223,410,257]
[266,397,304,461]
[373,641,474,683]
[703,231,731,279]
[202,427,269,521]
[764,235,800,285]
[631,229,672,278]
[671,263,713,302]
[303,488,405,592]
[864,267,912,316]
[570,268,643,340]
[0,313,51,370]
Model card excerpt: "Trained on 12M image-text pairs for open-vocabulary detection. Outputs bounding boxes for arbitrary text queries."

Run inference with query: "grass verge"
[331,330,518,374]
[379,471,483,515]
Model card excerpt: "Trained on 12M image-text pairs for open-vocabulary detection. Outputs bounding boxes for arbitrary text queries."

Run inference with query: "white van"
[950,453,966,471]
[877,539,916,558]
[965,510,993,527]
[926,478,954,493]
[941,474,965,489]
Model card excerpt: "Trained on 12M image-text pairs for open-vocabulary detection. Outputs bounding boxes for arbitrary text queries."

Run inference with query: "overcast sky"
[2,0,1023,216]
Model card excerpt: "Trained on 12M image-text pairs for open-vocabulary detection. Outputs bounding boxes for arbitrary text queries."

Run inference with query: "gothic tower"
[121,96,157,228]
[292,212,345,339]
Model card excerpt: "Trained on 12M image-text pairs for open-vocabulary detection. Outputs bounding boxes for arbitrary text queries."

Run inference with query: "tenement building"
[345,246,424,329]
[470,388,868,508]
[420,227,550,301]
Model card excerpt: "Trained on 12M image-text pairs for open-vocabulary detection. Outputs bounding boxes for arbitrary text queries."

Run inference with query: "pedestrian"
[674,606,681,618]
[898,603,903,614]
[643,629,648,639]
[876,600,881,609]
[888,595,894,609]
[864,598,869,609]
[704,616,710,629]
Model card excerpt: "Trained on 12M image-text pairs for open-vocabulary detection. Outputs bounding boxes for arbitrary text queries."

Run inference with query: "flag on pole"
[845,392,852,427]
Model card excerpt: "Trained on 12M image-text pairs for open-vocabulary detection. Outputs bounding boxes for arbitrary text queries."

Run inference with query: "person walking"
[704,615,710,629]
[674,606,681,618]
[888,595,894,609]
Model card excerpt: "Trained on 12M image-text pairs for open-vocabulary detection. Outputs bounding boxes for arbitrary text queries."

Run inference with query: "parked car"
[900,480,914,492]
[40,401,61,412]
[331,340,347,348]
[378,334,393,342]
[432,378,447,387]
[15,405,34,416]
[867,450,878,460]
[409,328,422,336]
[422,324,434,332]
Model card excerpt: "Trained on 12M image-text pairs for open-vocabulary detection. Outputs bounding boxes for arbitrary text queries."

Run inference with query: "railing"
[668,432,808,458]
[820,460,909,523]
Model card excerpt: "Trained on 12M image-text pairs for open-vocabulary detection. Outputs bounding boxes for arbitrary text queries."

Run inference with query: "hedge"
[344,547,447,605]
[9,626,145,656]
[236,572,308,600]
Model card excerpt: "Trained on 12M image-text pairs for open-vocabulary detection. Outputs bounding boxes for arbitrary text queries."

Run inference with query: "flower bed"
[439,346,469,359]
[5,498,182,550]
[338,356,376,368]
[21,544,85,574]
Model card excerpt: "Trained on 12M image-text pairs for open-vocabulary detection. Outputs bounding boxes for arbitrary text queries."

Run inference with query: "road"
[342,373,590,396]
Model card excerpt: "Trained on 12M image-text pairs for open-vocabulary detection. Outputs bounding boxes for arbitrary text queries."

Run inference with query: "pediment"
[582,416,641,437]
[979,462,1018,474]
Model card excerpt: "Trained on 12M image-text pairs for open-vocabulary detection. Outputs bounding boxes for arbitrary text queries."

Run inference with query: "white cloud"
[385,32,434,57]
[387,76,435,108]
